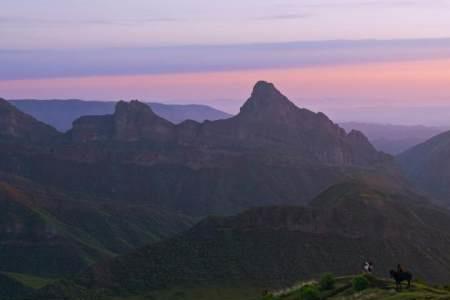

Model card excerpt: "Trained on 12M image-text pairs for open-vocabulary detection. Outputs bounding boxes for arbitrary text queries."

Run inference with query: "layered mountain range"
[0,82,394,218]
[9,99,231,132]
[68,81,385,166]
[2,81,449,299]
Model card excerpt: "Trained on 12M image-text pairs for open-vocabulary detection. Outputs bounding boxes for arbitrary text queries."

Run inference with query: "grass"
[267,275,450,300]
[112,285,264,300]
[1,272,57,289]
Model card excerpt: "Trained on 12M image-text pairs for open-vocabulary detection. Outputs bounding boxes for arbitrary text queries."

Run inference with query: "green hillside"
[264,275,450,300]
[0,173,194,277]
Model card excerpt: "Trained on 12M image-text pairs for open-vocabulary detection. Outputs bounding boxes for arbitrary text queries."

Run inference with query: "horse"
[390,270,412,289]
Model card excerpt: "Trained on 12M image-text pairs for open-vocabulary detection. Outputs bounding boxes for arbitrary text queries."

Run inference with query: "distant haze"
[2,1,450,126]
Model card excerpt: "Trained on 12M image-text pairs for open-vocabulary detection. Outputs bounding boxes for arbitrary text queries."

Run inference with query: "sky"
[2,0,450,125]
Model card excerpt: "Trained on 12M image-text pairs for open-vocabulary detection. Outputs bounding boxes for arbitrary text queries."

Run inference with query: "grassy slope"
[0,173,194,278]
[113,286,263,300]
[44,275,450,300]
[267,275,450,300]
[0,272,57,300]
[1,272,56,290]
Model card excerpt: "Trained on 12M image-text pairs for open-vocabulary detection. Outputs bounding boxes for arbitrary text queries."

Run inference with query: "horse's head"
[389,270,396,278]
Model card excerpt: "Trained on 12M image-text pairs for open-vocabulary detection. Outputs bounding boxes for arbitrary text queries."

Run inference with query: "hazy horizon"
[2,0,450,125]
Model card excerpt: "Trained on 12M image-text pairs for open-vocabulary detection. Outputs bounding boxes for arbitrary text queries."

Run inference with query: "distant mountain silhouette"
[9,99,231,132]
[340,122,445,155]
[397,130,450,206]
[69,81,387,165]
[31,181,450,299]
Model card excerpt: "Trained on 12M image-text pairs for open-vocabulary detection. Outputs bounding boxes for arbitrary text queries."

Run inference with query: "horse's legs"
[407,280,411,289]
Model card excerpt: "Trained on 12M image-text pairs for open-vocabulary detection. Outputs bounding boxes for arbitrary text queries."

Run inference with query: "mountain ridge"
[9,99,232,132]
[68,81,387,166]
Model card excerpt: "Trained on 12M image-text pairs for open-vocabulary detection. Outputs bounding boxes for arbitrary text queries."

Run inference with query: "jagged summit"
[68,84,385,166]
[71,100,174,142]
[115,100,157,117]
[239,81,298,118]
[251,81,282,98]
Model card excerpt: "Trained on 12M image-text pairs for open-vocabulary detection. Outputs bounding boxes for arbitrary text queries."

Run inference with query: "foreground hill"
[9,99,232,131]
[31,182,450,299]
[265,275,450,300]
[397,130,450,206]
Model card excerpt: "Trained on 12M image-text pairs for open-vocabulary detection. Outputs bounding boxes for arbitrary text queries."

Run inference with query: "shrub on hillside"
[298,285,320,300]
[319,273,336,290]
[352,275,369,291]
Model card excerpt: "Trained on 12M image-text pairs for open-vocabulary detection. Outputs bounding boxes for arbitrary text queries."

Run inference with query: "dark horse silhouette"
[390,270,412,289]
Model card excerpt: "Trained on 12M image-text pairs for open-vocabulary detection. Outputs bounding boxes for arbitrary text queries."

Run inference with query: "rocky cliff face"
[69,81,386,166]
[71,100,175,142]
[0,98,60,143]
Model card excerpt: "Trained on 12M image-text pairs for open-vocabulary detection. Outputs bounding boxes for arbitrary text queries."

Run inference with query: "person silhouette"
[397,264,403,273]
[363,261,374,273]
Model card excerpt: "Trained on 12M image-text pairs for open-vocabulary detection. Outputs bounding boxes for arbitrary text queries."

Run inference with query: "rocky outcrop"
[68,81,387,166]
[71,100,175,142]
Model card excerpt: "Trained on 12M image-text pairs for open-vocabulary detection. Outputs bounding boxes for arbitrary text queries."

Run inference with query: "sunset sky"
[2,0,450,125]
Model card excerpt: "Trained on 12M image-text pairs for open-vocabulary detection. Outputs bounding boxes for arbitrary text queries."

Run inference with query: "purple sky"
[2,0,450,125]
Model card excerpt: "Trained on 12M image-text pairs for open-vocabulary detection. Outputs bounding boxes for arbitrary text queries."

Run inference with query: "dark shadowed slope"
[9,99,231,131]
[340,122,445,155]
[0,172,193,278]
[31,181,450,299]
[0,100,195,283]
[0,98,60,142]
[397,130,450,206]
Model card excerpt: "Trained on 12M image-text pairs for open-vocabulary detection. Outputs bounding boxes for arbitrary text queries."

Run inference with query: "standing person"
[363,261,373,273]
[397,264,403,273]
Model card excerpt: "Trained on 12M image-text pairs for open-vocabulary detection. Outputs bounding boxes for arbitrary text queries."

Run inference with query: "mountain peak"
[115,100,156,117]
[239,81,297,118]
[251,81,281,98]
